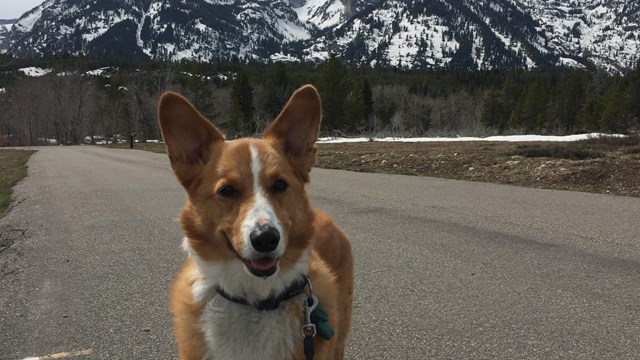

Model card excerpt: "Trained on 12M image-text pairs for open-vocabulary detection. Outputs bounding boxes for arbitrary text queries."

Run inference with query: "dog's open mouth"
[244,256,278,278]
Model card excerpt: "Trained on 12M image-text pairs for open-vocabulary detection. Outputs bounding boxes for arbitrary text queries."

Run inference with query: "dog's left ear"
[263,85,322,182]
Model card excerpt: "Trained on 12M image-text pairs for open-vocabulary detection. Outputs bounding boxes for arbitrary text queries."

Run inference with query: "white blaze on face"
[241,145,285,258]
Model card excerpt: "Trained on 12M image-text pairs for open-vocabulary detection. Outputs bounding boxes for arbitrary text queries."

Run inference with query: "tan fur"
[159,85,353,359]
[171,260,207,359]
[312,212,354,359]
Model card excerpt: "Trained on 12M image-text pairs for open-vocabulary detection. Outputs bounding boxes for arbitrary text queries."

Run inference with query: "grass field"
[102,135,640,197]
[0,150,36,216]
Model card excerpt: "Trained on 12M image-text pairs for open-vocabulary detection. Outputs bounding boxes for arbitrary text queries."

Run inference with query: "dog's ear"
[158,92,224,187]
[263,85,322,182]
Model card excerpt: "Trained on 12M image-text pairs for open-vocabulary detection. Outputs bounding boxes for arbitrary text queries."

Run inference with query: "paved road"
[1,146,639,360]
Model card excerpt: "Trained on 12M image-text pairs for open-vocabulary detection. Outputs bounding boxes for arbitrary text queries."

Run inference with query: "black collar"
[215,276,309,311]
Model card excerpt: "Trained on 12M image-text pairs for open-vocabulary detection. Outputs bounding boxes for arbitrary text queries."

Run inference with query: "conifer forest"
[0,54,639,146]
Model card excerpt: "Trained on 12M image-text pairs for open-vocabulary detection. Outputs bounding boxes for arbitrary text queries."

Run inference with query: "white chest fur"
[200,295,302,360]
[182,238,309,360]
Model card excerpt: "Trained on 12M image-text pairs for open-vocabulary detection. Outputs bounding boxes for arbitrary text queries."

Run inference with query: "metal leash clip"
[302,294,318,337]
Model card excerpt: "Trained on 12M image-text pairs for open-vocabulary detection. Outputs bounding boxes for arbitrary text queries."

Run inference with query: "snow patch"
[270,52,301,63]
[136,2,152,50]
[194,21,208,32]
[85,67,116,76]
[559,57,585,68]
[18,67,52,77]
[276,19,310,41]
[294,0,344,29]
[318,134,625,144]
[203,0,234,4]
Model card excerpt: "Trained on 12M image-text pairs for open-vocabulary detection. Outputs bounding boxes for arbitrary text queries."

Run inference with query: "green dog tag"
[310,303,334,340]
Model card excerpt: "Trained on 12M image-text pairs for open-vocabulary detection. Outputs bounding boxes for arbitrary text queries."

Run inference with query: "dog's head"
[158,85,321,279]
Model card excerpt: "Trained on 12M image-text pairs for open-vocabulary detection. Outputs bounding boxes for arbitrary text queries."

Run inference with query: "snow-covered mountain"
[305,0,640,71]
[3,0,311,61]
[519,0,640,72]
[1,0,638,72]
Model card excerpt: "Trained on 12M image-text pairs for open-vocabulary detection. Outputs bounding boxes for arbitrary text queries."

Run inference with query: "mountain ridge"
[1,0,638,72]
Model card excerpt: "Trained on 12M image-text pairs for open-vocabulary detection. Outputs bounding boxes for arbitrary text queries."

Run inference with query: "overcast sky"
[1,0,43,19]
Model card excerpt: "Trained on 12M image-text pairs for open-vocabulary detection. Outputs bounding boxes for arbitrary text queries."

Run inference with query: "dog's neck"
[215,275,308,311]
[182,238,310,305]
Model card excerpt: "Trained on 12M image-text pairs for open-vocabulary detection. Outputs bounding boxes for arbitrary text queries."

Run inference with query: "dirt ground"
[315,141,640,197]
[107,138,640,197]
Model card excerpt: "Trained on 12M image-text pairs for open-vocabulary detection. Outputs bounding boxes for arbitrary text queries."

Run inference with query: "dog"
[157,84,354,360]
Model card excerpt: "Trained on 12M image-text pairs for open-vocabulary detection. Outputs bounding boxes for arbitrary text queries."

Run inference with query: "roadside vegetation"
[0,150,36,215]
[512,133,640,160]
[102,135,640,197]
[316,136,640,197]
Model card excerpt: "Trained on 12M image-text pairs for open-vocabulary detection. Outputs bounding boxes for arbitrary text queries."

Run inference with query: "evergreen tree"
[362,79,375,133]
[508,90,526,130]
[263,63,290,119]
[187,77,214,120]
[600,78,630,132]
[578,94,602,132]
[319,53,349,134]
[346,85,365,134]
[345,78,377,134]
[626,59,640,127]
[229,71,255,136]
[480,89,506,133]
[500,74,522,130]
[558,72,585,132]
[519,80,545,132]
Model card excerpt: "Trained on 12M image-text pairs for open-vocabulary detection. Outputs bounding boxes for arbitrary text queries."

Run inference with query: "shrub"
[578,133,640,147]
[512,145,604,160]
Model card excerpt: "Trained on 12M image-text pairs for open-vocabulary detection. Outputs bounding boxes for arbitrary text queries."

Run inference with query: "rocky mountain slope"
[1,0,638,72]
[0,19,15,44]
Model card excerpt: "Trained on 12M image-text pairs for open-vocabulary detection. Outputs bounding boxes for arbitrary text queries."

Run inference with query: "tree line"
[0,54,638,146]
[480,63,640,134]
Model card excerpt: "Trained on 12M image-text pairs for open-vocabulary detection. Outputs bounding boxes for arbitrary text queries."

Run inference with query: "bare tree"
[7,78,47,145]
[43,74,95,144]
[126,74,158,141]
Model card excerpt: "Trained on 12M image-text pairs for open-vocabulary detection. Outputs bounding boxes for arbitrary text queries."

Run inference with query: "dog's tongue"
[250,257,277,270]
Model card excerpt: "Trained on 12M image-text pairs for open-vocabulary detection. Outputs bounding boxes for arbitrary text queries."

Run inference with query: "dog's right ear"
[157,92,224,187]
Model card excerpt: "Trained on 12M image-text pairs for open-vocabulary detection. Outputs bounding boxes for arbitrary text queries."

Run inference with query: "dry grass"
[0,150,36,215]
[101,138,640,197]
[316,140,640,197]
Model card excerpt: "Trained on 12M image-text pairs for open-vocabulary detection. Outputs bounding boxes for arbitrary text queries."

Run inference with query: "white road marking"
[21,348,93,360]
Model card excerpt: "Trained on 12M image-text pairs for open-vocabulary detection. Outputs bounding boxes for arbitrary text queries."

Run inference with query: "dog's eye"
[218,185,238,198]
[272,180,288,193]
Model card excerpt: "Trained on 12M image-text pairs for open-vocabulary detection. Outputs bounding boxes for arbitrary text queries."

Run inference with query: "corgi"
[157,85,354,360]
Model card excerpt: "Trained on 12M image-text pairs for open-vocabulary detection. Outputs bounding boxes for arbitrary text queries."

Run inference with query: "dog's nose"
[249,224,280,253]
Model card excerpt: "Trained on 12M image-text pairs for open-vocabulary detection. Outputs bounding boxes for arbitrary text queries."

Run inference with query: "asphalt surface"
[1,146,639,360]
